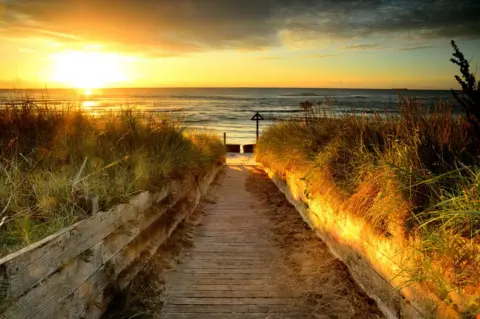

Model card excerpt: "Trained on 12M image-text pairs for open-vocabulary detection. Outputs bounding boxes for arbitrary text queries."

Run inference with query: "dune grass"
[257,99,479,292]
[0,100,225,257]
[256,42,480,315]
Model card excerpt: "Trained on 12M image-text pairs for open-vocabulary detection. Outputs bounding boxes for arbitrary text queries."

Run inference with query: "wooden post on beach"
[251,112,264,143]
[223,132,226,145]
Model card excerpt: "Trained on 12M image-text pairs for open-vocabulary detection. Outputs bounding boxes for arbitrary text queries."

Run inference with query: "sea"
[0,88,455,145]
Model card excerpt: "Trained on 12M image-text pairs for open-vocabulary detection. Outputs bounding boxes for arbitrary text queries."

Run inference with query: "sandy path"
[160,166,384,319]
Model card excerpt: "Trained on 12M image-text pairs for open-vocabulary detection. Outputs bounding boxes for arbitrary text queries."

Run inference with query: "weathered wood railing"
[0,162,223,319]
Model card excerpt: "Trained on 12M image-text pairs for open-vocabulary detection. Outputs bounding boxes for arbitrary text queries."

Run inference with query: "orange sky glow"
[1,0,479,89]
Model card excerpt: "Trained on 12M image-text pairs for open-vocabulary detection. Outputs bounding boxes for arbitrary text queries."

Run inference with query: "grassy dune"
[0,101,225,257]
[257,42,479,315]
[257,100,479,302]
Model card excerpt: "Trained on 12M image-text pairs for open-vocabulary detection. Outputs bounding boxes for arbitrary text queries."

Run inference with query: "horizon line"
[0,86,456,91]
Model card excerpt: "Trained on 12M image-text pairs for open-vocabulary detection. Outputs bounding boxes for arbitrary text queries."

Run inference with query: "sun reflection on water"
[82,101,97,109]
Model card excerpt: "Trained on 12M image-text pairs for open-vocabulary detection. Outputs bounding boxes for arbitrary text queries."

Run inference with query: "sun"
[50,51,128,90]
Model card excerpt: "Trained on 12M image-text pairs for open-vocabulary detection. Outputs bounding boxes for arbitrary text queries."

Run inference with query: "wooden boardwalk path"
[161,165,309,319]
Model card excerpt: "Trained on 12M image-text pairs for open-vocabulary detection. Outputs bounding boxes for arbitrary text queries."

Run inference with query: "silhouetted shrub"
[450,40,480,135]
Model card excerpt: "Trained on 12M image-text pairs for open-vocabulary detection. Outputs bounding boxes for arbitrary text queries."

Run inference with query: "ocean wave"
[166,95,268,102]
[280,93,324,97]
[237,109,302,113]
[350,95,369,99]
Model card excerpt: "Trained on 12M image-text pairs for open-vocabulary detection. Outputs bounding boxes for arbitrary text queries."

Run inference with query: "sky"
[0,0,479,89]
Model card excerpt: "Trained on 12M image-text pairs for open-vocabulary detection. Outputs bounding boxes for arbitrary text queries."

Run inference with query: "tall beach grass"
[0,99,225,257]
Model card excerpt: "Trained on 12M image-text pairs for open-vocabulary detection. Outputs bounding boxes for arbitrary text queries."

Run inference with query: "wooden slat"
[162,305,305,313]
[0,187,170,300]
[161,314,311,319]
[172,268,275,274]
[166,297,300,305]
[166,278,286,286]
[167,290,299,298]
[178,261,276,268]
[165,284,291,291]
[168,274,276,281]
[177,251,278,258]
[192,242,276,248]
[178,255,277,261]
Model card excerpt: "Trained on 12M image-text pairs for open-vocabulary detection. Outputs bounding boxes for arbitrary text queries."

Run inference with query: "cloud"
[343,43,380,50]
[36,29,80,40]
[2,0,479,56]
[279,0,480,43]
[3,0,281,56]
[398,45,436,51]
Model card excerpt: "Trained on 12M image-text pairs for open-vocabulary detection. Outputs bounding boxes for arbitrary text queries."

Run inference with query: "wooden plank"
[161,314,311,319]
[178,261,277,268]
[180,253,277,259]
[0,186,171,300]
[188,239,273,245]
[191,237,272,243]
[162,305,305,313]
[166,284,291,291]
[166,279,285,286]
[200,219,267,221]
[189,247,277,253]
[172,268,275,274]
[186,248,277,254]
[168,271,276,278]
[191,243,275,247]
[166,297,299,305]
[167,290,298,298]
[178,265,276,271]
[193,233,271,238]
[181,252,279,258]
[179,261,277,267]
[198,222,270,226]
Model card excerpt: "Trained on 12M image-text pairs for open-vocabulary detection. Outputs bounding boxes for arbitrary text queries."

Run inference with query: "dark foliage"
[450,40,480,135]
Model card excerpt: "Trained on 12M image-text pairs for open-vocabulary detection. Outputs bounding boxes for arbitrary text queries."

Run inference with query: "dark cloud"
[281,0,480,40]
[2,0,479,56]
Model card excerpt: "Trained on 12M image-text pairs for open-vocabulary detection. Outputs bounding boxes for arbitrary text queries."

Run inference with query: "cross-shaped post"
[251,112,264,143]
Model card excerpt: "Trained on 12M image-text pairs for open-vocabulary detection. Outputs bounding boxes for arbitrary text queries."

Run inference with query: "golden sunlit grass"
[256,99,480,315]
[0,99,225,257]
